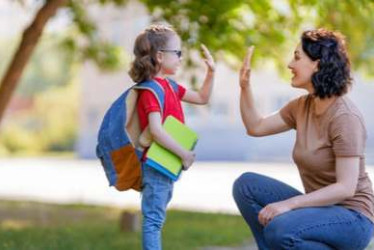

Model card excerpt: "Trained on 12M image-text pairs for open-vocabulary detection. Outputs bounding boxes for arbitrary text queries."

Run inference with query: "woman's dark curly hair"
[129,24,177,83]
[301,28,352,98]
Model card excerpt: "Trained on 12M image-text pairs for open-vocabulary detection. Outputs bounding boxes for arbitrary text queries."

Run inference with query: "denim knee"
[233,172,260,200]
[143,215,164,233]
[263,217,299,249]
[233,172,256,202]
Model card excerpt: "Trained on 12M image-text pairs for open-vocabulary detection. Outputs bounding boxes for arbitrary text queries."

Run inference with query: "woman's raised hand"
[239,46,254,89]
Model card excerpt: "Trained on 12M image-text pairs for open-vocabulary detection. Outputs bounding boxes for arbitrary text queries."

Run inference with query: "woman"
[233,28,374,249]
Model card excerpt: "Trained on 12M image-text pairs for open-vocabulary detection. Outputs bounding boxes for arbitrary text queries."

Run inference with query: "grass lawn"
[0,200,252,250]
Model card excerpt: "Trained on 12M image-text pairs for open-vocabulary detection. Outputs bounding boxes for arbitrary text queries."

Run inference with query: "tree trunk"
[0,0,68,125]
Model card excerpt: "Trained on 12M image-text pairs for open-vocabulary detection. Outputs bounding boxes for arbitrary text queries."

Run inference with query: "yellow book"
[145,116,198,180]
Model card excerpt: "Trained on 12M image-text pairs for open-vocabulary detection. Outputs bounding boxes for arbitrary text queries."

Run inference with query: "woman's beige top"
[280,94,374,222]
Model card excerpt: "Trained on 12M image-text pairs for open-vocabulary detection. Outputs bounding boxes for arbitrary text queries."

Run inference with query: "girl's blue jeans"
[233,172,374,250]
[141,163,174,250]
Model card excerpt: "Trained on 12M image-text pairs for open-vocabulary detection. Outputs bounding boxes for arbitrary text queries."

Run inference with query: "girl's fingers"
[247,46,254,67]
[201,44,212,59]
[201,44,208,54]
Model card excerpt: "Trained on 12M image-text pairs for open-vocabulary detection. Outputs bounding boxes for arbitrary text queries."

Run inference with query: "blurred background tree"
[0,0,373,155]
[142,0,374,80]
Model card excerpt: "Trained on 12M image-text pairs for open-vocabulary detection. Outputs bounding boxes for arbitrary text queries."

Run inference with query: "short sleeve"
[177,84,186,99]
[329,113,366,157]
[279,98,299,129]
[137,90,161,116]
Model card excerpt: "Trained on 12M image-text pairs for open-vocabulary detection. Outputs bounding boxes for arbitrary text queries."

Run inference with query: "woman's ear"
[314,59,320,72]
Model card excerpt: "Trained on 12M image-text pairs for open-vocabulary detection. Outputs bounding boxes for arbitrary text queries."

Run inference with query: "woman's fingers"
[259,207,268,225]
[247,46,254,67]
[241,46,254,70]
[259,205,275,226]
[239,46,254,88]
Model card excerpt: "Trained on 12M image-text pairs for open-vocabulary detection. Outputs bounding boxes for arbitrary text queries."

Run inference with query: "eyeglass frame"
[159,49,182,58]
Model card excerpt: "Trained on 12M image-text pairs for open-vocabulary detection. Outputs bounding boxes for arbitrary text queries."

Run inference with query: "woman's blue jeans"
[232,172,374,250]
[141,163,174,250]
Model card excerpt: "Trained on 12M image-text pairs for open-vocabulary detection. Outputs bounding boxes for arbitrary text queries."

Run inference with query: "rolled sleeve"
[138,90,161,116]
[329,113,366,157]
[279,98,299,129]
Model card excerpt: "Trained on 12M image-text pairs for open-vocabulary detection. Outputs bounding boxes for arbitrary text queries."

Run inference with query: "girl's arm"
[148,112,195,169]
[259,157,360,225]
[240,46,290,137]
[182,44,215,105]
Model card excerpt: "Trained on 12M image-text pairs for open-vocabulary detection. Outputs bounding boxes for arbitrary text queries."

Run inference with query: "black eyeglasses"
[159,49,182,58]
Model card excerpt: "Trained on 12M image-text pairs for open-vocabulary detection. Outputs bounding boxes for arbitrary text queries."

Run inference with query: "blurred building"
[76,1,374,164]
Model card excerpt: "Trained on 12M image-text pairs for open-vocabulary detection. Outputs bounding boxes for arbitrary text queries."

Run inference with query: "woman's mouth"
[291,71,296,80]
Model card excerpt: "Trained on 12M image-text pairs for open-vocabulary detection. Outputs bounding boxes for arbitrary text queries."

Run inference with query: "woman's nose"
[287,61,293,70]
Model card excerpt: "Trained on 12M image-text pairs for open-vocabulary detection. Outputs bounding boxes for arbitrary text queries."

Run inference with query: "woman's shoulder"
[329,95,366,130]
[284,94,312,112]
[286,94,310,105]
[333,95,364,119]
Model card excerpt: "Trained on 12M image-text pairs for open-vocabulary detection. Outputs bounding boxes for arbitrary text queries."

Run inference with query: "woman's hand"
[201,44,215,73]
[258,199,294,226]
[181,150,195,170]
[240,46,254,89]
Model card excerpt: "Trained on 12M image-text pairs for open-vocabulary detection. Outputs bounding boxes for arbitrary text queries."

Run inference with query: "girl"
[129,24,215,250]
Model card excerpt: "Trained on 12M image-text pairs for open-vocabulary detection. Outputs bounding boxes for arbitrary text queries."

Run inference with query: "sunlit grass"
[0,200,252,250]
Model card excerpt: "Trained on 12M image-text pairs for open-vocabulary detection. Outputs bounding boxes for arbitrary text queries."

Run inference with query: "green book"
[145,116,199,180]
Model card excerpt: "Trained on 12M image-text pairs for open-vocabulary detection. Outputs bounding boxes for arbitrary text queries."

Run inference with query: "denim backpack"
[96,79,179,191]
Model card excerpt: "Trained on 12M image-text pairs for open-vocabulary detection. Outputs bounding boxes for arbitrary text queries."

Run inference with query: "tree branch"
[0,0,68,124]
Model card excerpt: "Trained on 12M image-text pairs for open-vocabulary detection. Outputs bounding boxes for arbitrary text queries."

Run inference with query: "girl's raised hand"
[201,44,215,72]
[239,46,254,89]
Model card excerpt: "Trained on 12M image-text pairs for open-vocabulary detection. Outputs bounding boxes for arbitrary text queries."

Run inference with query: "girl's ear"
[156,51,163,64]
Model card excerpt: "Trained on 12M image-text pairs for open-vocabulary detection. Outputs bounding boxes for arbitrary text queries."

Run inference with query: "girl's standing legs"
[141,164,174,250]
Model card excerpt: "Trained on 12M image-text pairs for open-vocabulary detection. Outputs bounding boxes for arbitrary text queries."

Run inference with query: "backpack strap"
[133,80,166,115]
[166,78,179,95]
[132,80,170,148]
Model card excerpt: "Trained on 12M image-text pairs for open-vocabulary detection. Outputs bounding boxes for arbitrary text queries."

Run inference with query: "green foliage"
[22,36,75,97]
[0,200,251,250]
[0,125,41,154]
[11,0,374,75]
[312,0,374,74]
[32,82,78,152]
[0,82,78,154]
[65,0,127,71]
[0,35,74,98]
[135,0,374,75]
[0,32,79,155]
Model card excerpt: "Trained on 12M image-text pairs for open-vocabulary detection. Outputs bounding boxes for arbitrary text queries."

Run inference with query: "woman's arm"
[240,46,290,137]
[182,44,215,105]
[288,157,359,207]
[148,112,195,169]
[259,156,360,226]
